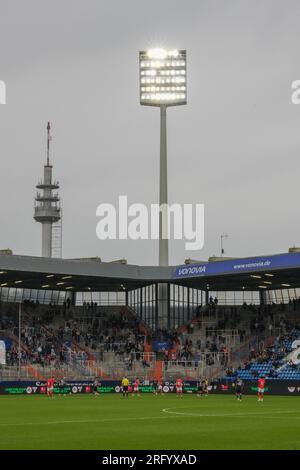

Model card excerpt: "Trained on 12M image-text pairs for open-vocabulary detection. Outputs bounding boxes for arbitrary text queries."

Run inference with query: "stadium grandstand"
[1,250,300,389]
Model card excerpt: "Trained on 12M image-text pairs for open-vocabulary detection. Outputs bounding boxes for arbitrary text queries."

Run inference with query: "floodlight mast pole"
[18,302,21,381]
[159,104,168,267]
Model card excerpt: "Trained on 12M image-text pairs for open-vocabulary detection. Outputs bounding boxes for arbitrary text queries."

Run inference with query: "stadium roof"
[0,252,300,292]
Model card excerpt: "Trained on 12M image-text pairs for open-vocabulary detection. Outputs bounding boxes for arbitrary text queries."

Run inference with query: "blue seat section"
[225,328,300,381]
[0,337,13,350]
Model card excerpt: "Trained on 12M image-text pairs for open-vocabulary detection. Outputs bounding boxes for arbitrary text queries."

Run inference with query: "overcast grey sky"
[0,0,300,265]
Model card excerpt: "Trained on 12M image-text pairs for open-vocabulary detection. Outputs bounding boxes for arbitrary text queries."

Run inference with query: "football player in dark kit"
[235,378,244,401]
[58,377,67,396]
[92,377,101,396]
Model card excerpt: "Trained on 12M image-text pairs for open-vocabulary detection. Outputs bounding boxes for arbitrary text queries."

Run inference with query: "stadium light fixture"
[139,48,187,267]
[281,283,291,287]
[264,273,274,277]
[139,49,186,107]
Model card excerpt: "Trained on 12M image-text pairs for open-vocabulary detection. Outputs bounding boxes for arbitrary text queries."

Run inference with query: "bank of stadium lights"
[282,283,291,287]
[265,273,274,277]
[139,49,187,106]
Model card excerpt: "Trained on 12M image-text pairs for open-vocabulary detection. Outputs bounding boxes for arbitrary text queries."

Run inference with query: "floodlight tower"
[139,48,187,266]
[34,122,61,257]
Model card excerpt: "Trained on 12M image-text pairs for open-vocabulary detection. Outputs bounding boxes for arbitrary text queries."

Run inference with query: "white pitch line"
[0,408,298,428]
[0,407,300,427]
[161,407,297,418]
[0,414,187,427]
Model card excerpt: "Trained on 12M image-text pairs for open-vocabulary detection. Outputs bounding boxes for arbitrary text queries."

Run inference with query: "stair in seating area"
[144,339,153,362]
[154,360,163,380]
[24,364,46,380]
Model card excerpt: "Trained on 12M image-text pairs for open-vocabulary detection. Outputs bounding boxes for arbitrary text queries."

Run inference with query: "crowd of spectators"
[2,297,300,374]
[0,306,146,369]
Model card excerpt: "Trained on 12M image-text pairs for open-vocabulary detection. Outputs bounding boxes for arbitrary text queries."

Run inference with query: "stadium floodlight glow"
[139,48,187,268]
[147,48,168,59]
[139,49,186,107]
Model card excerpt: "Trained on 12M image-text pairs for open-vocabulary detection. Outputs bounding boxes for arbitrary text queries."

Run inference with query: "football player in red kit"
[132,377,141,397]
[47,376,55,398]
[257,377,266,402]
[176,377,184,397]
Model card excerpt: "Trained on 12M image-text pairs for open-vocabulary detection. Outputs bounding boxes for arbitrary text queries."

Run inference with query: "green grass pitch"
[0,394,300,450]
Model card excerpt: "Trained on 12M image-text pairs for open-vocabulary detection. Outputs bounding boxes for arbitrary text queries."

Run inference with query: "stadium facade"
[1,250,300,330]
